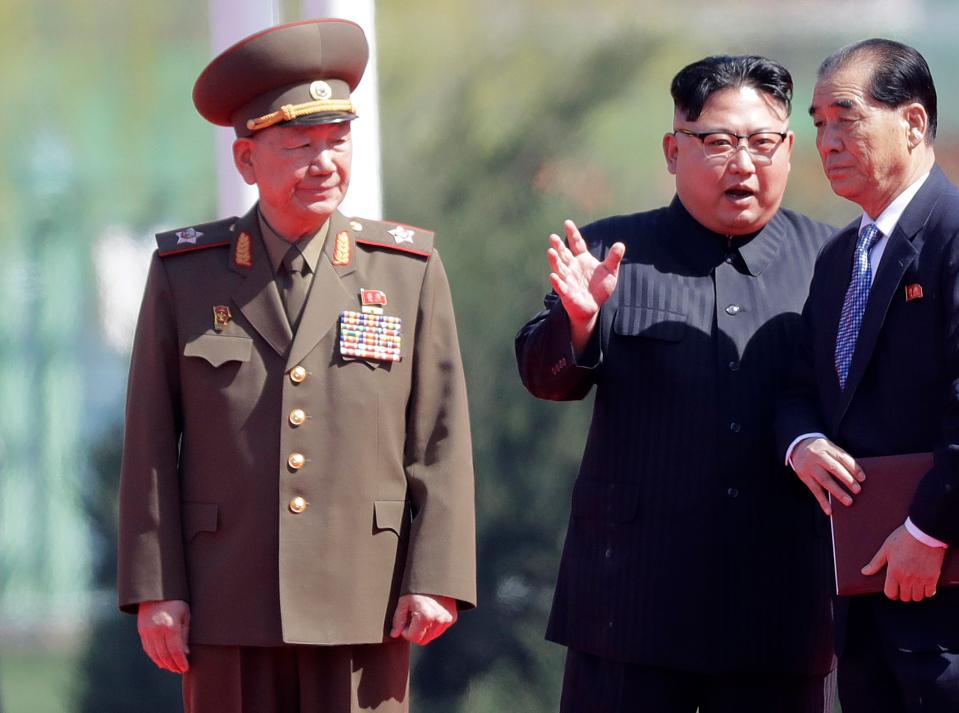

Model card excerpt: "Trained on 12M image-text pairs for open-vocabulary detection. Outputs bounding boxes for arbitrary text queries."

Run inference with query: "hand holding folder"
[830,452,959,596]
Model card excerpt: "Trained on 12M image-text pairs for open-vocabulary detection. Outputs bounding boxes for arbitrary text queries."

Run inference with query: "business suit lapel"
[832,169,945,430]
[286,211,355,369]
[229,208,294,357]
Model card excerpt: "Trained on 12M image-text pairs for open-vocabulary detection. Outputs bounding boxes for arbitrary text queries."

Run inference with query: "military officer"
[116,18,476,713]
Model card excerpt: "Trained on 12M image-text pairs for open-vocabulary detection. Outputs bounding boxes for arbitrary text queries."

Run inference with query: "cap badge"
[388,225,415,245]
[350,221,364,232]
[905,283,924,302]
[235,232,253,268]
[332,231,352,266]
[213,305,232,332]
[309,81,333,101]
[176,227,204,245]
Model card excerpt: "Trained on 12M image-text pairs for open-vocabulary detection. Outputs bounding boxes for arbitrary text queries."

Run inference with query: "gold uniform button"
[290,366,307,383]
[289,409,307,426]
[288,452,306,470]
[289,496,307,514]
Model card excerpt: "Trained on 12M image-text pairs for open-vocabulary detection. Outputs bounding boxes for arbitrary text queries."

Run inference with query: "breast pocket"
[613,305,687,341]
[183,334,253,367]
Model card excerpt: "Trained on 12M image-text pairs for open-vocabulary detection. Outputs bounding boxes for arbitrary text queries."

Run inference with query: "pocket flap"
[184,334,253,367]
[374,500,407,536]
[613,306,687,341]
[571,480,640,523]
[183,502,219,541]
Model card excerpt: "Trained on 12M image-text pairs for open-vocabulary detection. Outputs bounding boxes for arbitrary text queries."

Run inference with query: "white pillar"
[300,0,383,219]
[208,0,280,218]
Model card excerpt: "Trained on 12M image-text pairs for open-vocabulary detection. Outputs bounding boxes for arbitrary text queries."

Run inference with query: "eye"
[704,134,734,148]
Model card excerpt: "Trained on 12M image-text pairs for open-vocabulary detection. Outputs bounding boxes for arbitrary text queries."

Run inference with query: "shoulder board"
[349,217,435,258]
[156,217,238,257]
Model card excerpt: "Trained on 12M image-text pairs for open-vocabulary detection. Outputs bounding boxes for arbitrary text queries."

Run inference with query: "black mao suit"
[517,198,836,683]
[777,166,959,706]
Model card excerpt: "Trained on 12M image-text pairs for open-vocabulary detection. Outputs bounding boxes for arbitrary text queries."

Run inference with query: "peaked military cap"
[193,18,368,137]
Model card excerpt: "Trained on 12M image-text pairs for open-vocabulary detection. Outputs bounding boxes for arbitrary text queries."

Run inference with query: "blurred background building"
[0,0,957,711]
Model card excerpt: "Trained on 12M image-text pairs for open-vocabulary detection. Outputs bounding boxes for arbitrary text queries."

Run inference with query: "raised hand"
[547,220,625,353]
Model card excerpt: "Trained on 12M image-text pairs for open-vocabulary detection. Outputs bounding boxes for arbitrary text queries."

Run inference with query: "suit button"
[290,366,307,383]
[728,361,740,371]
[288,452,306,470]
[725,304,742,315]
[605,547,613,559]
[727,487,739,498]
[729,421,741,433]
[289,496,308,514]
[289,409,307,426]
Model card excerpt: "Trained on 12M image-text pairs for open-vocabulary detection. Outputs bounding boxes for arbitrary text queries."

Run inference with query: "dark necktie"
[834,223,882,389]
[281,246,309,330]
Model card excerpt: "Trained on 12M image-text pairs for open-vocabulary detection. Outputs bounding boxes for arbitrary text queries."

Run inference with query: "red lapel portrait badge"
[213,305,232,332]
[905,283,924,302]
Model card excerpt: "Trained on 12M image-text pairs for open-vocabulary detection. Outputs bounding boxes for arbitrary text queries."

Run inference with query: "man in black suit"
[516,56,836,712]
[779,39,959,712]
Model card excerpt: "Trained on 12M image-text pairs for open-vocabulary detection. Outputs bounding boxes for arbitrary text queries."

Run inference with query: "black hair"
[670,55,793,121]
[818,38,937,140]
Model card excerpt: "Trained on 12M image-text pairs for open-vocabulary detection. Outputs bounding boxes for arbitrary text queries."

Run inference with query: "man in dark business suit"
[516,56,836,712]
[779,39,959,712]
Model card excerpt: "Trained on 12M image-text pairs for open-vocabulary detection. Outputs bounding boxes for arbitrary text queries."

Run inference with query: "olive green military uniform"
[118,207,475,710]
[116,19,475,712]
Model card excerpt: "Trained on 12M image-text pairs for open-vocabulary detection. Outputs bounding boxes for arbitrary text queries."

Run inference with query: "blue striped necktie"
[834,223,882,389]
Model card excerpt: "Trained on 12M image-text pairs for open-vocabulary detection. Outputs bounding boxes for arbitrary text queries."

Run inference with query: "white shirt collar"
[859,171,931,236]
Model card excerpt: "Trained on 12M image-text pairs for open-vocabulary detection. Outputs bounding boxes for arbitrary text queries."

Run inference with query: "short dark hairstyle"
[818,38,938,140]
[671,55,793,122]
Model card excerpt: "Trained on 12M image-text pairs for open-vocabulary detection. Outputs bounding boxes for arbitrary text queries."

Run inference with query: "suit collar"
[225,208,360,365]
[286,211,357,368]
[257,211,329,276]
[666,196,781,276]
[228,207,294,356]
[831,167,947,427]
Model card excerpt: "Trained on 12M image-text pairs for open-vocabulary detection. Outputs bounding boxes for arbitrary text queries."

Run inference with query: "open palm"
[548,219,625,325]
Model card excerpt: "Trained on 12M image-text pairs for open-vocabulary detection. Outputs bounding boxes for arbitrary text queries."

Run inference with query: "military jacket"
[118,207,476,646]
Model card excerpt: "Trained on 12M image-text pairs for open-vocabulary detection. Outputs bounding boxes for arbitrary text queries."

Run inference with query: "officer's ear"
[233,138,258,186]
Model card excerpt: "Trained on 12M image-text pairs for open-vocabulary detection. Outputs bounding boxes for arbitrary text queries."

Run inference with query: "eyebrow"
[808,98,855,116]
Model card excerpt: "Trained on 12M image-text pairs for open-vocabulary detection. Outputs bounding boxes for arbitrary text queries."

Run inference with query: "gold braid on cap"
[246,100,356,132]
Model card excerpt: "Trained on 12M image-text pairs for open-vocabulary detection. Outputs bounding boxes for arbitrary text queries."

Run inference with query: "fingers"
[563,220,587,256]
[603,242,625,275]
[861,545,886,577]
[392,594,457,646]
[137,601,190,674]
[403,610,434,645]
[141,621,189,673]
[804,479,832,517]
[830,448,866,486]
[791,439,862,514]
[167,625,190,673]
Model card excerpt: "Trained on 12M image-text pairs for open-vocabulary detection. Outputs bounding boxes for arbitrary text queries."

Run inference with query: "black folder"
[830,452,959,596]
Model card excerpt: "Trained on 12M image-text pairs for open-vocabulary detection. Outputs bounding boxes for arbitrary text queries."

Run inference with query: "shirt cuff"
[785,432,827,467]
[905,517,949,549]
